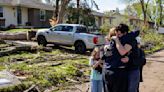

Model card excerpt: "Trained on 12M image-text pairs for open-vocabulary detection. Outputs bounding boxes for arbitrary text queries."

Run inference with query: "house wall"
[3,6,17,27]
[21,7,28,26]
[45,10,53,27]
[28,8,52,28]
[94,16,104,28]
[111,14,129,27]
[1,6,28,27]
[1,5,106,28]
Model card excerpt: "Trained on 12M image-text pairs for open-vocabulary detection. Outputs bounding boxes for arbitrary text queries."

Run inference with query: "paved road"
[140,49,164,92]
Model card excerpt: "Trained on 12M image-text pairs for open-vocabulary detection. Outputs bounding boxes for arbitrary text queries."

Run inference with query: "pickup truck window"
[51,25,73,32]
[76,26,88,33]
[51,25,63,31]
[62,26,73,32]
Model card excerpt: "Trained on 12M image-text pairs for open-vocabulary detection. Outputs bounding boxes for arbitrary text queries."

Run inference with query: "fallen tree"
[0,30,37,41]
[0,45,52,57]
[0,32,27,40]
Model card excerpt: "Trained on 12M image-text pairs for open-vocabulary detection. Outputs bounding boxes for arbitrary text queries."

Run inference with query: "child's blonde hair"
[91,47,100,59]
[105,27,116,40]
[107,27,116,40]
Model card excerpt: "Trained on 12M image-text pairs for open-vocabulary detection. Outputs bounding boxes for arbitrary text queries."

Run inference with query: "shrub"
[7,24,16,29]
[100,22,111,34]
[141,29,164,53]
[142,29,163,45]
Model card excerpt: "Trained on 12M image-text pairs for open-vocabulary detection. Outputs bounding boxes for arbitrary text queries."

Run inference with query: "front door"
[17,7,22,25]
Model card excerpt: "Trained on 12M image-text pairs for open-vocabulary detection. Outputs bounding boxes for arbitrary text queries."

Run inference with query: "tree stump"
[27,30,37,41]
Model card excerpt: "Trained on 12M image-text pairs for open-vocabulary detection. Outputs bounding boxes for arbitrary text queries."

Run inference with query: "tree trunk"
[159,0,163,25]
[58,0,71,23]
[140,0,147,24]
[54,0,60,18]
[76,0,80,24]
[0,32,27,40]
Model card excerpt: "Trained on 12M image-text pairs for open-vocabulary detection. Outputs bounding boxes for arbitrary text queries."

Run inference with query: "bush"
[7,24,16,29]
[141,29,164,52]
[25,22,31,26]
[100,22,111,34]
[142,29,163,45]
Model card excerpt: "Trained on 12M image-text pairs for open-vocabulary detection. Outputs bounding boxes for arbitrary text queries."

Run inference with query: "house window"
[130,19,133,25]
[0,7,3,18]
[40,10,46,21]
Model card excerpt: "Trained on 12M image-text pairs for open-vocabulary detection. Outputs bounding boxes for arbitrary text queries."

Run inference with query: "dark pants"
[102,68,128,92]
[137,66,144,92]
[128,69,140,92]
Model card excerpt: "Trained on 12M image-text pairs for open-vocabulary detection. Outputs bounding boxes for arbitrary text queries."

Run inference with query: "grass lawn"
[0,28,163,91]
[0,49,90,92]
[5,28,48,33]
[6,29,31,33]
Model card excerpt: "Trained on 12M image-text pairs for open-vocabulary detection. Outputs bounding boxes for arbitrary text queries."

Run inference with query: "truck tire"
[37,35,47,46]
[74,41,86,54]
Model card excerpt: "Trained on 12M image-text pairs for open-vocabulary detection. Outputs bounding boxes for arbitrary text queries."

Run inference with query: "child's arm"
[99,62,103,68]
[89,57,102,69]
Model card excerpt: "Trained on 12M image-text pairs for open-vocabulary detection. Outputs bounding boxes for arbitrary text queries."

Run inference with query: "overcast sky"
[93,0,127,12]
[42,0,127,12]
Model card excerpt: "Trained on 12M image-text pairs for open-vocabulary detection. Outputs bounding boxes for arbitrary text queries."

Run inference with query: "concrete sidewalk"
[139,49,164,92]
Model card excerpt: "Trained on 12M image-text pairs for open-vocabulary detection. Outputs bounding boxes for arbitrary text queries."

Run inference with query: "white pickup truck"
[158,27,164,34]
[36,24,105,53]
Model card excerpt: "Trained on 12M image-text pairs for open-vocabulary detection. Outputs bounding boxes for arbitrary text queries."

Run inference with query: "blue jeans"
[128,69,140,92]
[91,80,103,92]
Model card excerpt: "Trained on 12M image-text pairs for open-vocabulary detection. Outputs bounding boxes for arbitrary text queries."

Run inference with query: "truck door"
[59,26,74,45]
[49,25,63,43]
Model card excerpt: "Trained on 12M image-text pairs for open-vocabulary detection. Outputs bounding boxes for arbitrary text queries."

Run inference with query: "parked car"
[36,24,105,53]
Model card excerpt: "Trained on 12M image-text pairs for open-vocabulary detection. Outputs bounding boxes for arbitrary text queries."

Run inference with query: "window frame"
[40,9,46,21]
[76,26,88,33]
[0,6,3,18]
[61,26,74,32]
[51,25,63,31]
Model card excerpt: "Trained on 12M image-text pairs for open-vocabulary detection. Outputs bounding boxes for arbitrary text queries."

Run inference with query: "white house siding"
[3,6,17,27]
[3,6,28,27]
[95,16,99,27]
[21,7,28,26]
[111,14,129,27]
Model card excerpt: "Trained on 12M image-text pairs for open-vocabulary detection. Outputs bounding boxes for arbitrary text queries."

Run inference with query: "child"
[105,28,116,45]
[89,47,103,92]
